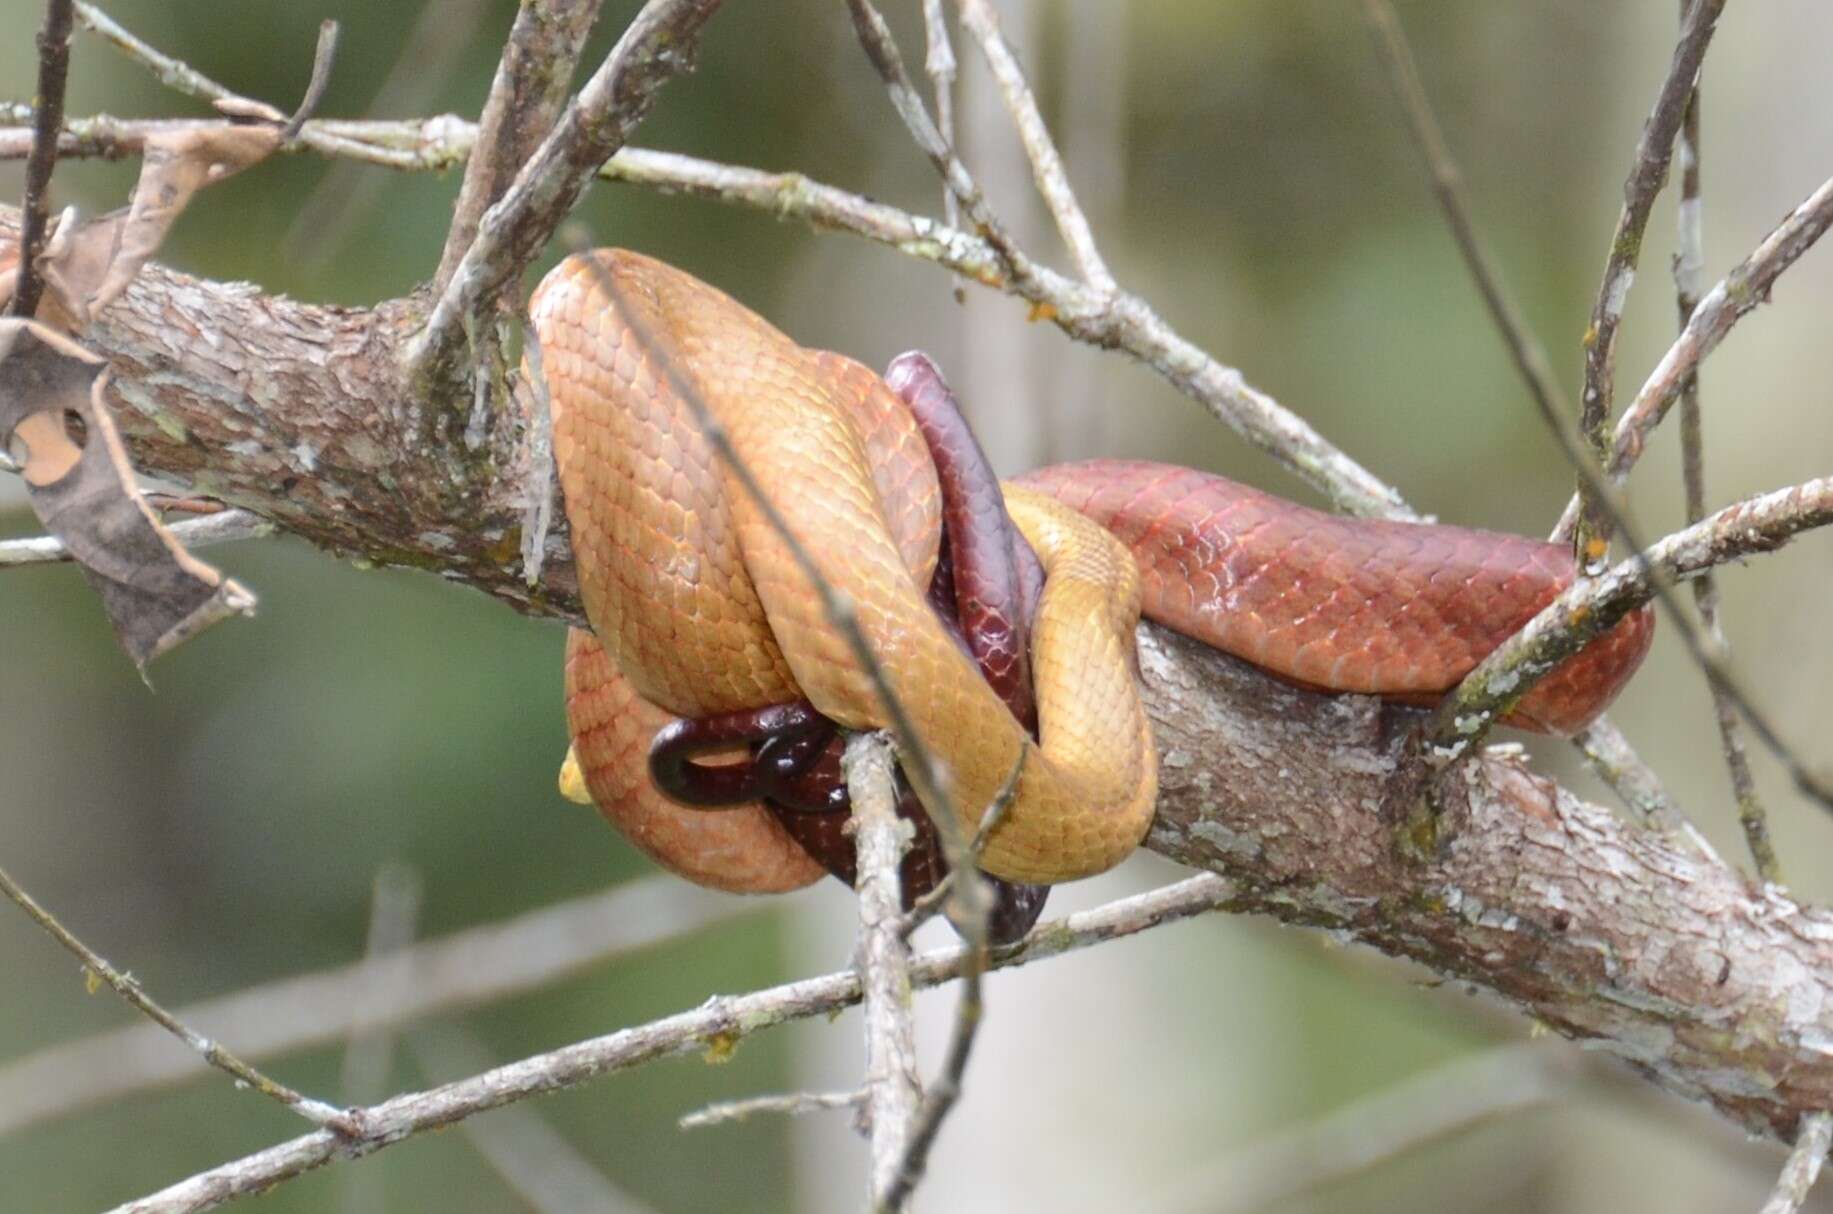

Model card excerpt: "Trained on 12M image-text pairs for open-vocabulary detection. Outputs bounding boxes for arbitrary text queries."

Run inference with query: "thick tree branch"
[6,222,1833,1158]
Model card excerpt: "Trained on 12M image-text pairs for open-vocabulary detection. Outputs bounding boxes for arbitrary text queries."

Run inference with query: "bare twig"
[0,507,273,566]
[680,1088,864,1131]
[956,0,1116,294]
[0,861,357,1134]
[919,0,962,251]
[1420,477,1833,814]
[1670,49,1775,882]
[281,20,340,141]
[106,874,1240,1214]
[0,108,451,170]
[407,0,726,395]
[844,733,923,1204]
[433,0,606,291]
[410,1023,653,1214]
[1557,173,1833,538]
[0,877,756,1137]
[1761,1113,1833,1214]
[11,0,75,317]
[284,0,492,263]
[880,938,983,1214]
[844,0,1030,282]
[1572,0,1725,561]
[1571,716,1713,856]
[72,3,383,166]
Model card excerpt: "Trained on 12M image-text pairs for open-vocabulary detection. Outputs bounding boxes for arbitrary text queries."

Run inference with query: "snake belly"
[537,251,1655,890]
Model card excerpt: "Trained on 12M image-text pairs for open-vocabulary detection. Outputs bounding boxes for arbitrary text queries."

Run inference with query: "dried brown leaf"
[0,318,255,666]
[29,209,128,331]
[90,124,282,314]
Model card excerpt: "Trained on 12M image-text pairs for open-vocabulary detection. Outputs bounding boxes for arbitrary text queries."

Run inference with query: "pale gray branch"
[1762,1113,1833,1214]
[956,0,1115,293]
[1553,169,1833,540]
[106,874,1240,1214]
[844,732,923,1204]
[0,507,272,566]
[0,878,756,1137]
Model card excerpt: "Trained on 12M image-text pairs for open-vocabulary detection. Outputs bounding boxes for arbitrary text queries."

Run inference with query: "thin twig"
[0,861,358,1134]
[844,0,1030,283]
[0,108,449,170]
[1571,716,1712,856]
[1420,477,1833,816]
[433,0,607,292]
[11,0,75,318]
[956,0,1116,294]
[919,0,963,301]
[843,733,923,1204]
[106,874,1240,1214]
[410,1023,654,1214]
[0,877,757,1138]
[1572,0,1725,562]
[1761,1113,1833,1214]
[680,1088,864,1131]
[407,0,727,397]
[1557,169,1833,533]
[879,941,983,1214]
[281,20,340,141]
[1670,43,1775,882]
[284,0,493,264]
[72,3,387,167]
[0,507,274,566]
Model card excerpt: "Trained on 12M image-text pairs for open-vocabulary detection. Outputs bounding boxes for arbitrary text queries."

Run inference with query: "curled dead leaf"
[91,125,282,315]
[0,318,255,667]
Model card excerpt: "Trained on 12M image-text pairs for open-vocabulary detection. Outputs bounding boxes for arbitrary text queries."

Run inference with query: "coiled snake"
[536,251,1654,911]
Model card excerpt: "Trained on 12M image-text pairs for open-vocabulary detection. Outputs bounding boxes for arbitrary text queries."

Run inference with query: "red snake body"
[540,251,1655,894]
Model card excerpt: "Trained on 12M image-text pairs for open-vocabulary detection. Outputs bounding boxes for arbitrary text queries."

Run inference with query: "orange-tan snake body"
[538,250,1655,896]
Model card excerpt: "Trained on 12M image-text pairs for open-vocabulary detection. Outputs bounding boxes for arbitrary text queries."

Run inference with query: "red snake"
[538,251,1655,894]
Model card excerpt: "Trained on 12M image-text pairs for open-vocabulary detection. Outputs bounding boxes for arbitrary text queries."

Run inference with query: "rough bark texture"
[5,208,1826,1144]
[2,209,576,619]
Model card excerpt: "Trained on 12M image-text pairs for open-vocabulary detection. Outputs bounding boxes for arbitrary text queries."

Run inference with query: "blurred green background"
[4,1,1832,1210]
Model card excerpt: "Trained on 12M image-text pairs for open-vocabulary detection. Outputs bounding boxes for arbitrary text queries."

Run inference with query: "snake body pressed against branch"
[539,251,1655,891]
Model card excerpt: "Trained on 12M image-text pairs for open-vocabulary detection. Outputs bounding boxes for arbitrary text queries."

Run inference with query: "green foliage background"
[3,2,1832,1210]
